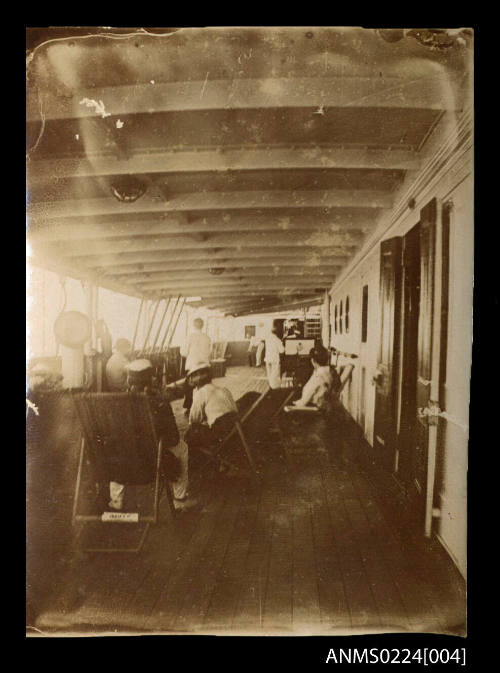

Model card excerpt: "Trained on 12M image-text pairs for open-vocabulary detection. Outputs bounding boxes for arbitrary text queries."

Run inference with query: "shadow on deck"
[27,366,465,636]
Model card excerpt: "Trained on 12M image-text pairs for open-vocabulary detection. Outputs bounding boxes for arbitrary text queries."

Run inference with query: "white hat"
[126,358,153,373]
[187,362,211,376]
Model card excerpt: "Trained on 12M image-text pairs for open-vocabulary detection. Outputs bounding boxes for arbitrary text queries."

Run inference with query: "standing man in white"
[264,323,284,389]
[181,317,212,413]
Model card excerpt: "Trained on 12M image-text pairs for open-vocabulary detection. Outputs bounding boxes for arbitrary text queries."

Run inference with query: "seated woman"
[184,362,239,453]
[289,345,340,411]
[108,359,199,513]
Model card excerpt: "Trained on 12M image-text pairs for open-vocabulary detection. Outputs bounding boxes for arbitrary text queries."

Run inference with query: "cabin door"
[399,198,444,535]
[398,223,422,508]
[373,237,402,470]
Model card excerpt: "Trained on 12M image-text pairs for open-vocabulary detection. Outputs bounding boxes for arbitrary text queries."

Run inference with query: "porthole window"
[339,300,343,334]
[345,296,350,333]
[334,304,338,334]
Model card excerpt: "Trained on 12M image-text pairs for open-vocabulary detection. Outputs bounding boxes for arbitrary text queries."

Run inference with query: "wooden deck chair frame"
[233,386,297,469]
[71,392,176,553]
[283,363,355,416]
[193,384,297,479]
[196,415,257,481]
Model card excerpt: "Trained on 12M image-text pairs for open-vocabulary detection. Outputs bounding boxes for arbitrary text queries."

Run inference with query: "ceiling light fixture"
[110,176,147,203]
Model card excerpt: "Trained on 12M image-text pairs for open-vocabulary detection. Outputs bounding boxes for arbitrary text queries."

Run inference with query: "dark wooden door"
[401,198,437,531]
[373,237,402,470]
[398,223,421,488]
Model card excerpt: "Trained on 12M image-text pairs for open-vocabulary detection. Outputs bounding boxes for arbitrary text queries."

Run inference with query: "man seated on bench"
[184,362,239,455]
[109,359,199,514]
[287,345,340,412]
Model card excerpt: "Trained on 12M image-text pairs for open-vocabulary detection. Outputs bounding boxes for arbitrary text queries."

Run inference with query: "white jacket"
[264,333,284,364]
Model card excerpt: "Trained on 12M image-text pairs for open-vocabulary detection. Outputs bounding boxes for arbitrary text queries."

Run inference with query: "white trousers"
[109,438,189,509]
[256,341,265,366]
[265,362,282,389]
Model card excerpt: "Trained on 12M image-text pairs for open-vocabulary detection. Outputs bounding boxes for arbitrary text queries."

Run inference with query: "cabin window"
[245,325,256,339]
[334,304,338,334]
[345,296,350,333]
[339,300,343,334]
[361,285,368,343]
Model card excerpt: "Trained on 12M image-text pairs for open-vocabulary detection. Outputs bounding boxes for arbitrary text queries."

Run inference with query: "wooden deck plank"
[261,498,294,631]
[231,488,279,630]
[31,366,465,635]
[202,487,262,631]
[291,501,322,630]
[172,479,247,631]
[310,494,350,629]
[140,480,231,631]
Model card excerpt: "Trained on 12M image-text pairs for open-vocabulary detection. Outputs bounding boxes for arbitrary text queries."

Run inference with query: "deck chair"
[191,385,296,480]
[236,386,297,466]
[210,341,229,378]
[71,392,176,553]
[283,363,355,415]
[191,410,258,481]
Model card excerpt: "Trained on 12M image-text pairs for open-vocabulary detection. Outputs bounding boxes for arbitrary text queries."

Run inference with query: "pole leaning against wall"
[147,297,171,355]
[159,295,180,353]
[139,297,161,357]
[165,296,185,351]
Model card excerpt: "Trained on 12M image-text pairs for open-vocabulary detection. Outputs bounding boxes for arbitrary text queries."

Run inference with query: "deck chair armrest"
[284,404,320,413]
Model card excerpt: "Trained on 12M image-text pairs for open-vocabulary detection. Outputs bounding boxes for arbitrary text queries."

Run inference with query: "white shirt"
[294,366,333,408]
[264,333,284,364]
[183,330,212,372]
[105,352,130,391]
[189,383,238,427]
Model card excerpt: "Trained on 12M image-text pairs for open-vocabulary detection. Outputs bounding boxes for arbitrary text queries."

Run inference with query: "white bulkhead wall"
[329,143,472,577]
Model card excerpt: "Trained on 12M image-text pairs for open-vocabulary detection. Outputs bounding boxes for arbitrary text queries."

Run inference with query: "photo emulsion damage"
[26,26,472,637]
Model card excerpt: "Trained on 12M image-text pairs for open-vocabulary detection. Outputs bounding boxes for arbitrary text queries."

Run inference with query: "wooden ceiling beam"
[26,74,455,123]
[28,212,373,242]
[68,247,352,268]
[234,297,324,316]
[106,265,342,283]
[27,146,421,183]
[100,258,344,276]
[135,277,334,291]
[36,231,359,258]
[132,280,332,293]
[204,296,312,311]
[28,188,392,220]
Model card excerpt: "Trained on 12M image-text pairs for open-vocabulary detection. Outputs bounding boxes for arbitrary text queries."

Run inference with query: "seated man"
[108,359,199,513]
[289,345,339,411]
[184,362,239,453]
[105,338,132,391]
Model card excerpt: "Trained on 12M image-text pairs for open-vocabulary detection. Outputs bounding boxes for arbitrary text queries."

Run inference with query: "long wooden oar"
[159,295,180,353]
[147,297,171,355]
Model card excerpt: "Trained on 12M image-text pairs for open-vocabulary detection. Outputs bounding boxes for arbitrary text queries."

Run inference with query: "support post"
[131,296,145,355]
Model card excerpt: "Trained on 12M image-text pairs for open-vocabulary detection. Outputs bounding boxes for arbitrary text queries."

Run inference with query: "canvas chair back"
[72,392,160,485]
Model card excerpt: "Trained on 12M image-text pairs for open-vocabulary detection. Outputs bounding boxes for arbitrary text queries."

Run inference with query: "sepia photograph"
[26,26,472,639]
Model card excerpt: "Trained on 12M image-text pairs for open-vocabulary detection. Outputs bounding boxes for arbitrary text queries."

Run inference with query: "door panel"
[398,223,421,488]
[414,198,437,507]
[373,236,402,470]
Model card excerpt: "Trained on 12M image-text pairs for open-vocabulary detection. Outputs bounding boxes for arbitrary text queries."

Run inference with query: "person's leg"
[169,439,189,500]
[268,362,281,389]
[109,481,125,510]
[183,383,193,411]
